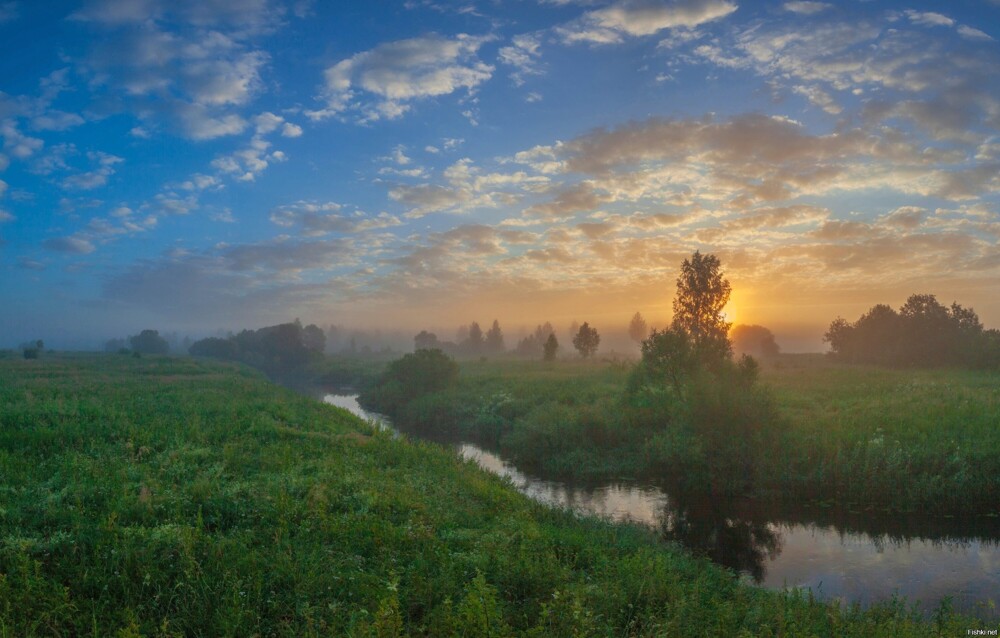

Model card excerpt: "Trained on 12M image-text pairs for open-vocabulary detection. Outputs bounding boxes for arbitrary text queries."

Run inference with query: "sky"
[1,0,998,351]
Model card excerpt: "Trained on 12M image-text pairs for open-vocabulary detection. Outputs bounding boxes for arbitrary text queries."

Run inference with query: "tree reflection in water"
[659,496,783,583]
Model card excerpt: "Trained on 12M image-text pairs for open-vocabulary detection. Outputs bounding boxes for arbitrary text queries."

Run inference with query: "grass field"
[1,354,993,635]
[361,354,1000,515]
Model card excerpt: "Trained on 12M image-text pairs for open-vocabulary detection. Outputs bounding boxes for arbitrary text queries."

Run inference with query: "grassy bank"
[360,355,1000,516]
[1,354,991,635]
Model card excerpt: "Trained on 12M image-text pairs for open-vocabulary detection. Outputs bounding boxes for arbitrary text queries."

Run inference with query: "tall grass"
[2,355,992,635]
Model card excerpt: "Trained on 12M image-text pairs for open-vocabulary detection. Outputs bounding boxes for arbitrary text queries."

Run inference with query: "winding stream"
[323,392,1000,619]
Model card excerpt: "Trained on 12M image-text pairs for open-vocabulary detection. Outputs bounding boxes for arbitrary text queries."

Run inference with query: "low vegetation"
[1,354,991,635]
[360,355,1000,516]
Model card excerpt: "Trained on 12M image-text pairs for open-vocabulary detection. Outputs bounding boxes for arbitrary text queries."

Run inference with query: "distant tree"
[730,325,780,359]
[568,320,580,343]
[189,337,239,359]
[129,330,169,355]
[672,251,732,363]
[23,347,39,359]
[484,319,505,354]
[465,321,484,354]
[414,330,439,350]
[35,340,44,350]
[628,312,649,344]
[572,322,600,358]
[379,349,459,401]
[302,323,326,353]
[514,322,555,357]
[824,293,997,368]
[542,333,559,361]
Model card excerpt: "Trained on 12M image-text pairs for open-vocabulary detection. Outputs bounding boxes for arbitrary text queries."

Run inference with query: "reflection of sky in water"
[324,393,1000,618]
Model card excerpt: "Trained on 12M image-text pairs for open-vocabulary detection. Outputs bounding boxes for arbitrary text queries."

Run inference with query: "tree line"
[824,294,1000,368]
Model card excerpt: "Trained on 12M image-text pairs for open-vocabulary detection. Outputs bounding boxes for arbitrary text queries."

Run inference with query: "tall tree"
[466,321,484,353]
[672,251,732,361]
[485,319,505,353]
[542,333,559,361]
[572,322,600,359]
[628,311,648,344]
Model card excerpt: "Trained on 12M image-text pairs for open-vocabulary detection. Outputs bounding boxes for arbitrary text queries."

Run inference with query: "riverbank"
[359,355,1000,517]
[1,354,991,635]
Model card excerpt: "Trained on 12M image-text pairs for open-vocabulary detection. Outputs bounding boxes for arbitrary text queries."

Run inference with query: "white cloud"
[0,209,13,223]
[1,120,44,159]
[319,34,495,121]
[782,1,830,15]
[498,34,543,86]
[958,25,993,41]
[559,0,737,44]
[281,122,303,137]
[904,10,955,28]
[61,151,123,190]
[31,111,86,131]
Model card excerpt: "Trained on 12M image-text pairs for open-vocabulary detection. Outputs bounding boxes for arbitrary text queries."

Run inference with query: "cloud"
[269,201,402,236]
[782,1,830,15]
[72,3,284,140]
[1,120,44,159]
[61,152,123,190]
[498,34,543,86]
[0,209,13,223]
[281,122,303,137]
[43,236,96,254]
[558,0,737,45]
[904,10,954,28]
[318,34,494,121]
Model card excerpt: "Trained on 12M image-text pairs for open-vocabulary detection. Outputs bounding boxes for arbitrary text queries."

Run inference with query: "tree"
[542,333,559,361]
[730,325,779,359]
[484,319,505,354]
[414,330,439,350]
[302,324,326,353]
[572,322,600,358]
[466,321,484,354]
[672,251,732,361]
[129,329,170,355]
[628,311,649,344]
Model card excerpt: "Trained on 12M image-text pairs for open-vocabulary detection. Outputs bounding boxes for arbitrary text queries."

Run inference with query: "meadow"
[1,354,993,635]
[361,354,1000,516]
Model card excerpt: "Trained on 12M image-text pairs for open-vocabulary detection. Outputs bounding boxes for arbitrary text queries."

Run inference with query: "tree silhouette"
[466,321,484,354]
[542,333,559,361]
[628,311,648,344]
[302,324,326,353]
[129,329,169,355]
[672,251,732,362]
[730,325,779,359]
[485,319,505,354]
[414,330,439,350]
[572,322,600,358]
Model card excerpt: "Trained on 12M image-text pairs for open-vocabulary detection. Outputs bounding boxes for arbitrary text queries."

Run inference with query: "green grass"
[2,354,993,635]
[361,355,1000,515]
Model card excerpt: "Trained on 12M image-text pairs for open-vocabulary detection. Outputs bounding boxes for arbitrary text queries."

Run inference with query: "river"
[323,392,1000,619]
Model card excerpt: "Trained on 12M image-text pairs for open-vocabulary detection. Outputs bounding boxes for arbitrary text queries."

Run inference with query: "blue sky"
[1,0,998,349]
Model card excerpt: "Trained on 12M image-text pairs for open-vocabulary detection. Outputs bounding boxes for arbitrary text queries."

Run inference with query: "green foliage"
[365,349,459,412]
[825,294,998,369]
[571,322,600,359]
[672,250,732,360]
[0,355,992,636]
[129,329,170,355]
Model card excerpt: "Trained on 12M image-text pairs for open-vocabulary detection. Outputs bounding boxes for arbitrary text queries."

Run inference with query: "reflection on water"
[323,393,1000,618]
